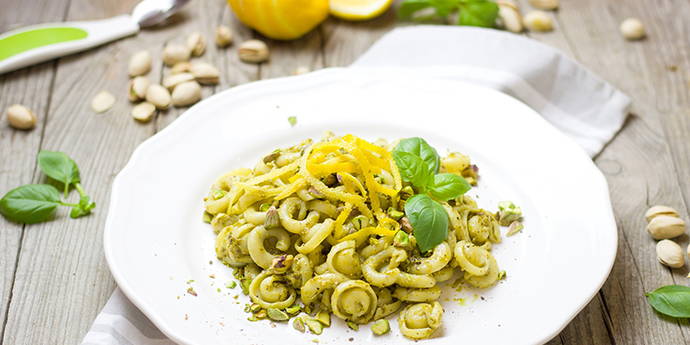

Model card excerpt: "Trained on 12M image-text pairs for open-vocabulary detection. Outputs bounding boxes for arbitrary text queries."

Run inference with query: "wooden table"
[1,0,689,344]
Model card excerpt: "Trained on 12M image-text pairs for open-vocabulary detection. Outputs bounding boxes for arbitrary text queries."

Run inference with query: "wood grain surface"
[1,0,688,344]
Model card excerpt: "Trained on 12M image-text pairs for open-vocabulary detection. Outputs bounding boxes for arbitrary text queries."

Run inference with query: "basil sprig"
[393,138,472,252]
[399,0,499,28]
[645,285,690,319]
[0,150,95,224]
[405,194,449,252]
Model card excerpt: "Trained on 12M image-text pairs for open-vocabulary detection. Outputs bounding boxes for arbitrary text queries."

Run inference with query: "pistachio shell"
[656,239,685,268]
[293,66,310,75]
[523,11,554,32]
[239,40,269,63]
[647,215,686,240]
[128,50,151,76]
[171,81,202,107]
[528,0,558,10]
[645,205,680,222]
[128,76,150,102]
[163,73,195,90]
[91,91,115,113]
[162,44,191,66]
[131,102,156,122]
[620,18,646,40]
[190,62,220,84]
[186,32,206,57]
[6,104,37,130]
[171,62,192,74]
[497,1,523,33]
[215,25,233,47]
[145,84,172,110]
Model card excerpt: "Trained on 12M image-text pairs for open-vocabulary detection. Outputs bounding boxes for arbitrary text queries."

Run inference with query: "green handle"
[0,27,88,61]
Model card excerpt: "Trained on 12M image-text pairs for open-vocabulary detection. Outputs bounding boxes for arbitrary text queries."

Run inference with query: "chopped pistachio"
[226,281,237,289]
[264,206,280,228]
[286,305,302,315]
[498,270,507,280]
[497,201,522,226]
[270,254,294,274]
[288,116,297,127]
[393,231,409,248]
[267,308,290,321]
[255,310,267,319]
[387,208,404,220]
[400,217,413,233]
[371,319,390,335]
[202,211,212,223]
[346,321,359,331]
[506,221,524,236]
[216,288,221,292]
[305,318,324,335]
[259,202,272,212]
[315,310,330,326]
[293,317,306,333]
[250,303,262,313]
[240,278,252,295]
[400,186,414,199]
[212,189,226,200]
[244,303,252,313]
[247,315,259,322]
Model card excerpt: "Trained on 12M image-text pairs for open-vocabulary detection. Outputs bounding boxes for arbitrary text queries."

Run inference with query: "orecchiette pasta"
[205,134,519,339]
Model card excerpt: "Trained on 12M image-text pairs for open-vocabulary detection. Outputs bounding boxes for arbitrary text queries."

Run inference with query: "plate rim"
[103,66,618,345]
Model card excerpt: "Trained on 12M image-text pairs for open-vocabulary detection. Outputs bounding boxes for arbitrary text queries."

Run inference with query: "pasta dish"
[203,133,522,339]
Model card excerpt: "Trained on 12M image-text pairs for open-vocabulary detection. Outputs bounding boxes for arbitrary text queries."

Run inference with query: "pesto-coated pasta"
[204,134,520,340]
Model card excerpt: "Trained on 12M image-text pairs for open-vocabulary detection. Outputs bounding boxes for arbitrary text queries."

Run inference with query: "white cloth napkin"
[81,26,630,345]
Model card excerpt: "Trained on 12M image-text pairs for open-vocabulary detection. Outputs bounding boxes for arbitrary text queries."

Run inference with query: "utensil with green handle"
[0,0,189,75]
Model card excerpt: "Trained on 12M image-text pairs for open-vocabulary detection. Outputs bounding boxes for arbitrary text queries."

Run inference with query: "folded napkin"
[82,26,630,345]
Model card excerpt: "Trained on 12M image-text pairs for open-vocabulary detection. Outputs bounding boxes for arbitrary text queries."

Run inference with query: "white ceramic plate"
[104,67,617,345]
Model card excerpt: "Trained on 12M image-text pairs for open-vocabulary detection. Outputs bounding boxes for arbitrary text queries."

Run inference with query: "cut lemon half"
[329,0,394,21]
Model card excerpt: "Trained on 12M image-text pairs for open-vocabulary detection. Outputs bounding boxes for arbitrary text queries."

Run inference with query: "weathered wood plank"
[1,1,166,344]
[0,0,72,341]
[555,0,690,344]
[260,28,324,79]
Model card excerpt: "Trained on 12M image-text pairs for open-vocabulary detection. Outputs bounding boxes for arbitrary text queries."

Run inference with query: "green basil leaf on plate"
[405,194,449,252]
[37,150,80,195]
[0,184,62,224]
[394,137,440,174]
[428,173,471,200]
[645,285,690,318]
[392,150,434,190]
[458,0,499,27]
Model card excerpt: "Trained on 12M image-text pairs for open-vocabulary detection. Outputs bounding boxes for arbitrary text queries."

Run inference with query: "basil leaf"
[405,194,449,252]
[70,195,96,219]
[430,0,462,16]
[458,1,498,27]
[645,285,690,318]
[394,137,440,174]
[0,184,61,224]
[398,0,432,19]
[392,151,434,190]
[428,173,471,200]
[37,151,80,194]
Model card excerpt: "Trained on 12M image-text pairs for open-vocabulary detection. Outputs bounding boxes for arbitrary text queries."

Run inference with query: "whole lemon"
[228,0,330,40]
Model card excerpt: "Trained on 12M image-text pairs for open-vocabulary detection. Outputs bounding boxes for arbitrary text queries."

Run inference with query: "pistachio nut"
[656,239,685,268]
[215,25,233,47]
[186,32,206,57]
[6,104,37,130]
[162,44,191,66]
[131,102,156,122]
[128,76,150,102]
[528,0,558,10]
[620,18,646,40]
[171,81,202,107]
[128,50,152,76]
[523,10,554,32]
[91,91,115,113]
[190,62,220,84]
[292,317,306,333]
[171,62,192,74]
[497,1,523,33]
[239,39,269,63]
[145,84,172,110]
[645,205,680,222]
[163,73,195,90]
[647,215,686,240]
